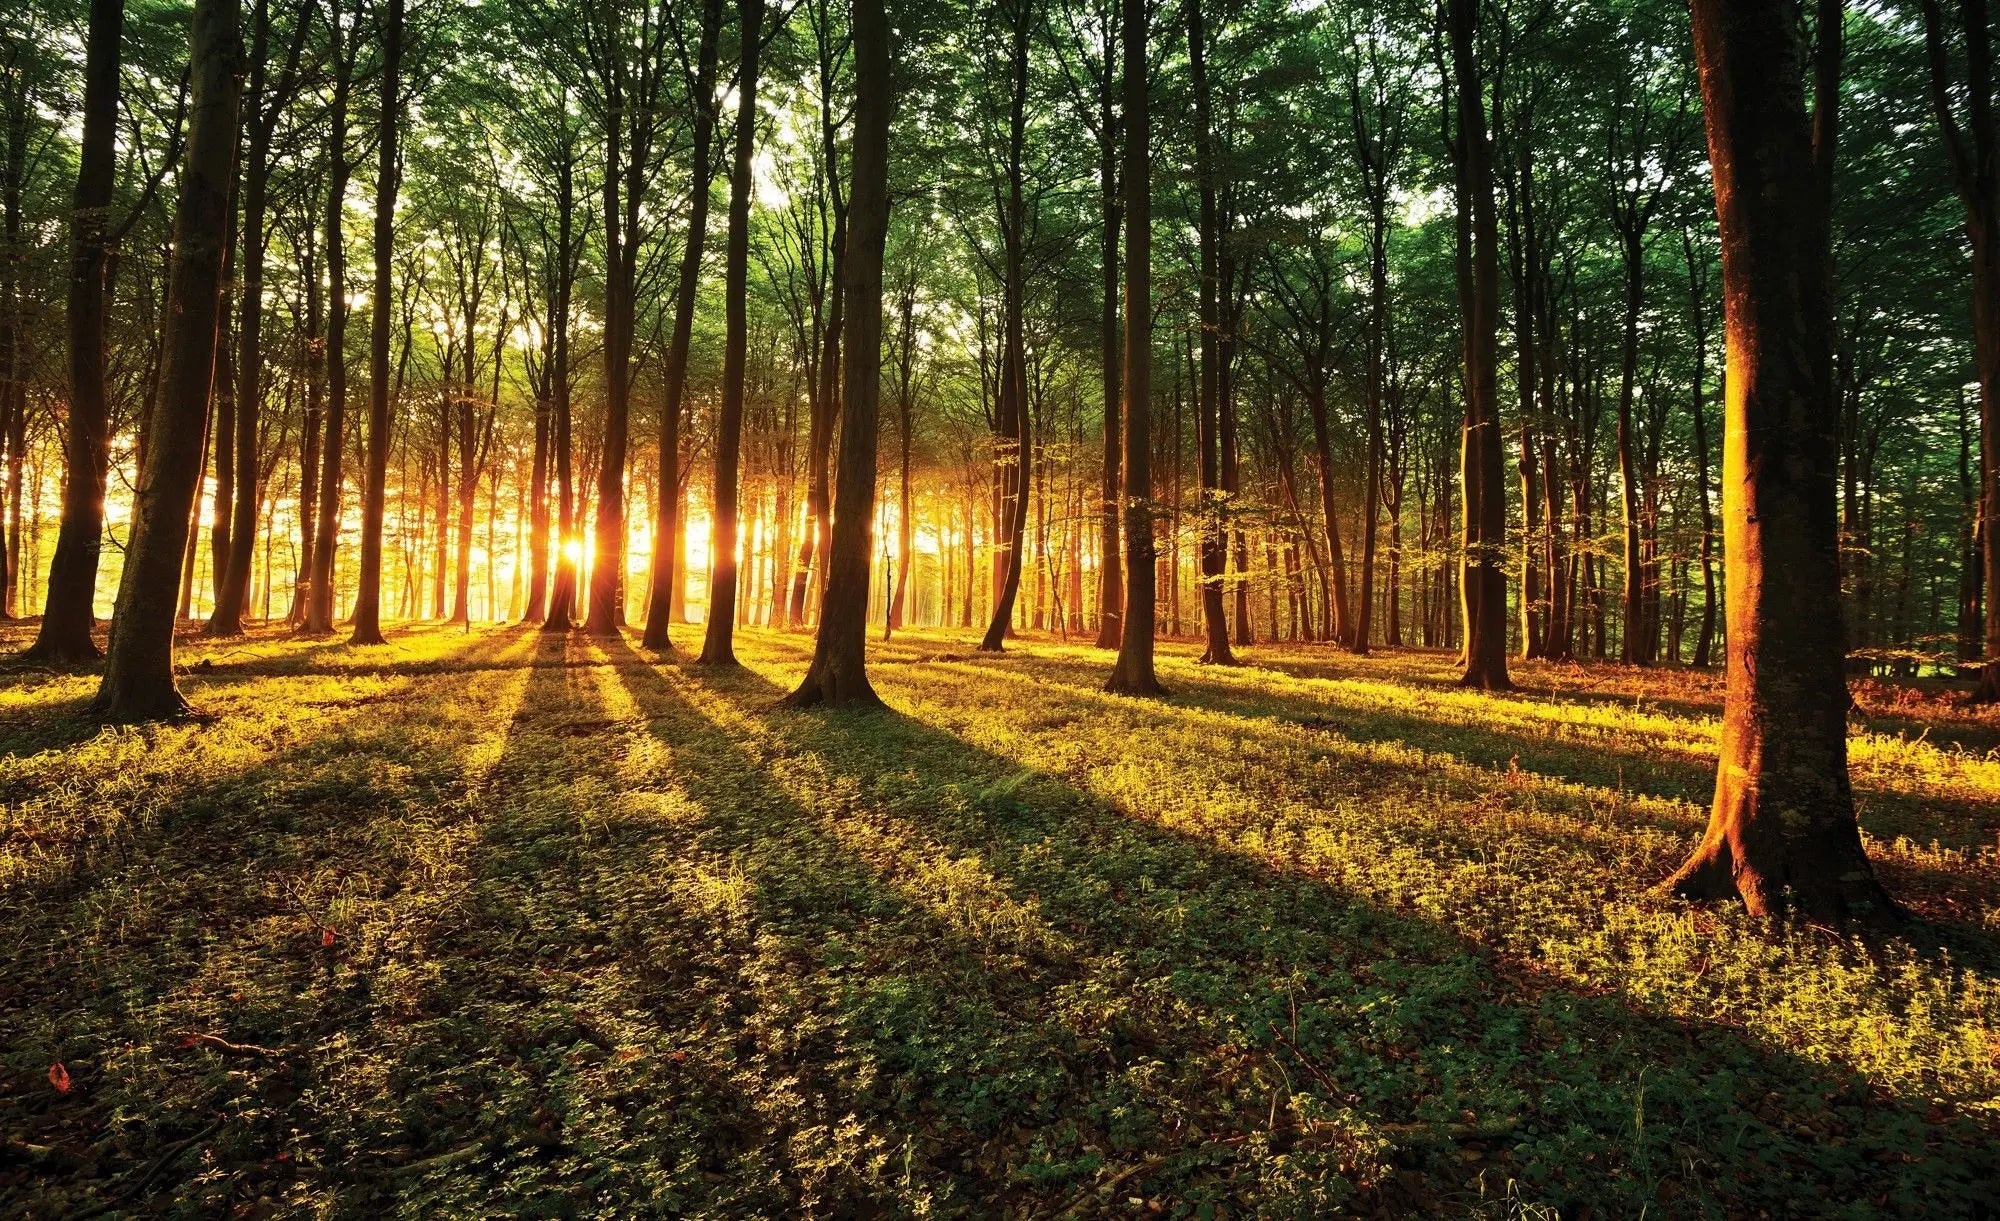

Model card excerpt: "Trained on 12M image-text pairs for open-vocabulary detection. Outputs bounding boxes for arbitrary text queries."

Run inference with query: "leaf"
[48,1063,70,1094]
[322,927,337,947]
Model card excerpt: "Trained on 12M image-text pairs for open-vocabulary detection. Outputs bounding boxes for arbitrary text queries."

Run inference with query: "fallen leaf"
[48,1063,70,1093]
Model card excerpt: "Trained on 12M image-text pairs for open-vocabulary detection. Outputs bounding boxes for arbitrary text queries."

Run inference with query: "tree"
[1450,0,1510,691]
[1917,0,2000,702]
[698,0,769,665]
[208,0,309,636]
[350,0,403,646]
[92,0,241,719]
[1104,0,1159,696]
[304,0,361,634]
[23,0,123,662]
[1662,0,1893,918]
[786,0,889,708]
[642,0,725,651]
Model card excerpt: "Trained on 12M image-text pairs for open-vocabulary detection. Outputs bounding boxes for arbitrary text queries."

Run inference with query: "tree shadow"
[589,637,1997,1217]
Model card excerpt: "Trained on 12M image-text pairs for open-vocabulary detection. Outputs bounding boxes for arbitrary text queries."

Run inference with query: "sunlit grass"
[2,622,1994,1216]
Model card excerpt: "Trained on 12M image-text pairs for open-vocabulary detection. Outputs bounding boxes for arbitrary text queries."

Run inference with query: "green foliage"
[4,623,1994,1215]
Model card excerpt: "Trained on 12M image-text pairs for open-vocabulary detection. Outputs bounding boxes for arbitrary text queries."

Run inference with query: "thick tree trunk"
[786,0,889,708]
[1105,0,1161,696]
[544,152,579,632]
[349,0,401,646]
[27,0,124,662]
[1664,0,1892,919]
[698,0,764,665]
[93,0,240,720]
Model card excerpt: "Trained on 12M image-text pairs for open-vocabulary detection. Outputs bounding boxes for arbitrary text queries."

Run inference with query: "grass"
[2,621,1996,1218]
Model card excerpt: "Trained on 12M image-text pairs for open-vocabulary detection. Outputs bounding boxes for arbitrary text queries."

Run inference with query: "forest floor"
[2,622,1997,1218]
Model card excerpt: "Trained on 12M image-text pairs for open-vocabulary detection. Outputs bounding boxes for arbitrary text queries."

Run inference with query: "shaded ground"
[2,622,1996,1217]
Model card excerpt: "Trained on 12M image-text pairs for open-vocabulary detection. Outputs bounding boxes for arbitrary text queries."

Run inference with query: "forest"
[2,0,1999,1213]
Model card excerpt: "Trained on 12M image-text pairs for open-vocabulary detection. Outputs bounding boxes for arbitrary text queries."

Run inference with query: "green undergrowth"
[2,623,1996,1217]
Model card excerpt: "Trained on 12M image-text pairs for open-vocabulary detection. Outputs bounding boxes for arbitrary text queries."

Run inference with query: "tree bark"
[1918,0,2000,701]
[305,0,354,633]
[1664,0,1892,919]
[92,0,241,719]
[1105,0,1161,696]
[27,0,124,662]
[1094,13,1122,651]
[786,0,889,708]
[643,0,724,650]
[698,0,765,665]
[1450,0,1509,690]
[349,0,402,646]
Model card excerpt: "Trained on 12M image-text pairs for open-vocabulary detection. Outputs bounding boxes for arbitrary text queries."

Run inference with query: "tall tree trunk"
[979,0,1033,652]
[1664,0,1891,918]
[544,146,579,631]
[27,0,124,661]
[1106,0,1161,696]
[1450,0,1510,690]
[643,0,724,649]
[305,2,353,633]
[1685,230,1719,668]
[1615,224,1646,664]
[1188,0,1234,666]
[349,0,401,646]
[212,0,302,635]
[1094,14,1123,650]
[787,0,889,707]
[93,0,240,719]
[1919,0,2000,701]
[698,0,764,665]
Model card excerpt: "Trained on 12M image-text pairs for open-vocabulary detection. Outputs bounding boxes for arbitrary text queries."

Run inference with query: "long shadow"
[0,628,539,1216]
[990,648,2000,855]
[603,640,1996,1217]
[938,651,2000,966]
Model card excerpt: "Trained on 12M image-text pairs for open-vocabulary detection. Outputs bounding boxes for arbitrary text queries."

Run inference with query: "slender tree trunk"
[698,0,764,665]
[1450,0,1510,690]
[349,0,401,645]
[305,8,352,633]
[27,0,124,661]
[1919,0,2000,700]
[1188,0,1234,666]
[643,0,723,650]
[1106,0,1160,696]
[1094,17,1123,650]
[93,0,240,719]
[1664,0,1892,918]
[979,1,1034,652]
[787,0,889,707]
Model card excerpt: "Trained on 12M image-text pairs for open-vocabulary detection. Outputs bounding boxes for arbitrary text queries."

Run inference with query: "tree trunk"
[643,0,724,650]
[305,4,352,633]
[1188,0,1234,666]
[349,0,401,646]
[698,0,764,665]
[786,0,889,708]
[27,0,124,662]
[1664,0,1892,919]
[979,0,1034,653]
[1919,0,2000,701]
[1105,0,1161,696]
[1094,16,1122,651]
[93,0,240,720]
[1450,0,1510,690]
